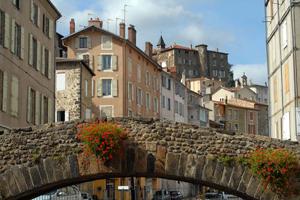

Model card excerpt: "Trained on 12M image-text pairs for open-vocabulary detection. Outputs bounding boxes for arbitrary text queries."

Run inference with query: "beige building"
[0,0,60,129]
[186,77,224,95]
[62,18,161,119]
[265,0,300,141]
[55,58,95,122]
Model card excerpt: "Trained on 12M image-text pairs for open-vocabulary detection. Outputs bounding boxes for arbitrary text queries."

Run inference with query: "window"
[212,70,218,77]
[234,124,239,131]
[137,88,142,105]
[30,88,36,123]
[85,80,88,97]
[102,79,112,96]
[250,111,254,121]
[0,70,4,111]
[179,103,184,116]
[233,110,238,120]
[92,80,95,97]
[85,108,91,120]
[154,97,158,113]
[79,37,87,48]
[137,65,141,82]
[146,71,150,86]
[0,10,5,46]
[161,75,166,87]
[167,98,171,111]
[101,35,112,50]
[200,110,207,122]
[227,109,232,120]
[31,2,38,26]
[167,78,171,90]
[13,0,20,9]
[282,20,288,49]
[32,37,37,69]
[13,22,21,58]
[162,95,165,108]
[43,14,50,37]
[57,110,65,122]
[146,93,150,110]
[128,82,133,101]
[43,96,48,123]
[56,73,65,91]
[44,48,49,76]
[174,100,178,114]
[100,106,113,118]
[161,61,167,68]
[10,75,19,117]
[248,124,256,134]
[219,70,225,78]
[102,55,112,70]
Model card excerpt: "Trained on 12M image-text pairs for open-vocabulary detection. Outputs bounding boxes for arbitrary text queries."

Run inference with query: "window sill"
[101,96,113,98]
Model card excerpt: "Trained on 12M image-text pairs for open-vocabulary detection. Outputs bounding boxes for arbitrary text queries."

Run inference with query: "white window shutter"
[20,27,25,59]
[11,76,19,117]
[41,46,45,75]
[75,38,79,48]
[112,79,118,97]
[30,0,34,22]
[40,94,44,124]
[27,87,32,123]
[98,55,103,70]
[4,13,10,49]
[37,6,40,27]
[48,51,52,79]
[2,71,8,112]
[49,19,54,39]
[141,91,143,106]
[89,55,94,70]
[37,40,41,71]
[35,91,40,125]
[97,79,103,97]
[48,98,53,122]
[29,34,33,65]
[87,37,91,48]
[92,79,95,97]
[65,111,69,121]
[10,18,15,53]
[112,55,118,71]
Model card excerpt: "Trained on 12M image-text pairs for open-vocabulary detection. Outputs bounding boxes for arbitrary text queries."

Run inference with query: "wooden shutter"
[30,0,34,22]
[112,79,118,97]
[89,55,94,70]
[40,94,44,124]
[10,18,15,53]
[35,91,40,125]
[2,71,8,112]
[4,13,10,48]
[98,55,103,70]
[112,55,118,71]
[92,80,95,97]
[87,37,91,48]
[20,27,25,59]
[37,40,41,71]
[27,87,32,123]
[11,76,19,117]
[75,38,79,48]
[29,34,33,65]
[97,79,102,97]
[48,51,52,79]
[41,46,45,75]
[49,19,53,39]
[48,98,53,122]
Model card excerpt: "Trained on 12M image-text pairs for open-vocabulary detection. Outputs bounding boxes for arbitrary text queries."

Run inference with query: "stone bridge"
[0,118,300,200]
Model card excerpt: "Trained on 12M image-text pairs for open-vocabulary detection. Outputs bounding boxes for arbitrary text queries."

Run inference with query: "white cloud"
[232,64,268,85]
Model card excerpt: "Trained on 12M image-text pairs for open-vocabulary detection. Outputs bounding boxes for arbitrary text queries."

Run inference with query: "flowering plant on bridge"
[77,121,127,162]
[248,147,299,196]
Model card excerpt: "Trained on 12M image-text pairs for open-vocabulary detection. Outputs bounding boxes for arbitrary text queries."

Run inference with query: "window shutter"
[37,7,40,27]
[48,51,52,79]
[12,0,17,5]
[112,55,118,71]
[37,40,41,71]
[41,46,45,75]
[27,87,32,123]
[49,19,53,39]
[112,79,118,97]
[48,98,53,122]
[4,13,10,48]
[98,55,103,70]
[40,94,44,124]
[20,27,25,59]
[35,91,40,125]
[29,34,33,65]
[141,91,143,106]
[65,111,69,121]
[97,79,102,97]
[2,71,8,112]
[92,80,95,97]
[75,38,79,49]
[11,76,19,117]
[89,55,94,70]
[30,0,34,22]
[87,37,91,48]
[10,18,15,53]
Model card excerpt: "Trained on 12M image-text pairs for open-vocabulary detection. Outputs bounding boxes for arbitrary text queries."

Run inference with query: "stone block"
[202,158,217,182]
[165,152,180,176]
[178,153,188,177]
[228,163,245,190]
[11,166,28,193]
[68,155,80,178]
[146,142,156,152]
[43,158,56,183]
[246,175,261,197]
[0,175,12,198]
[135,148,147,173]
[20,167,33,190]
[219,165,234,187]
[212,161,224,185]
[237,167,252,193]
[184,154,197,178]
[37,162,49,185]
[194,156,206,180]
[29,166,42,187]
[147,153,156,173]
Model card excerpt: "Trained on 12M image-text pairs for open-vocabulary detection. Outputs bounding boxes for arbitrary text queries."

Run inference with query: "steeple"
[157,35,166,50]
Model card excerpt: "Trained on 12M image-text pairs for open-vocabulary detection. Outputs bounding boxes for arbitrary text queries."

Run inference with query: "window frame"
[102,79,112,97]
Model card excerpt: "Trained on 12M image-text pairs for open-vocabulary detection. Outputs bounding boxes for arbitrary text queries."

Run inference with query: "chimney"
[70,18,75,34]
[128,24,136,45]
[145,42,153,58]
[88,17,103,29]
[119,23,125,38]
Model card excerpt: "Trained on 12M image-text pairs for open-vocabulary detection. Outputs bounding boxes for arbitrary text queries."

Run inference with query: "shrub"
[77,121,127,162]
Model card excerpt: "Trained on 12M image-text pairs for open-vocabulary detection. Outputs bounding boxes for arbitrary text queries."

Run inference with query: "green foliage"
[218,155,234,166]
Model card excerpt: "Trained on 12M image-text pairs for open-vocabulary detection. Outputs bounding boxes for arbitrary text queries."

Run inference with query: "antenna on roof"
[115,17,122,34]
[122,4,129,24]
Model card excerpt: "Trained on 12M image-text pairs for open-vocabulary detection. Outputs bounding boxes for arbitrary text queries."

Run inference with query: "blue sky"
[52,0,267,85]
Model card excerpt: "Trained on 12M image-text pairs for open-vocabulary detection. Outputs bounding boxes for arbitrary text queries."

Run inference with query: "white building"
[160,71,175,121]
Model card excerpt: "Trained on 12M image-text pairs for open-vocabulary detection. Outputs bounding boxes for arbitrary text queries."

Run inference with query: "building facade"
[62,19,161,120]
[0,0,60,129]
[55,58,95,122]
[153,38,232,85]
[160,70,175,121]
[265,0,300,141]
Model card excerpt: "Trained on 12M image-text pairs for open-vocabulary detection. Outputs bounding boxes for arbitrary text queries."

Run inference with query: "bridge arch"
[0,118,300,200]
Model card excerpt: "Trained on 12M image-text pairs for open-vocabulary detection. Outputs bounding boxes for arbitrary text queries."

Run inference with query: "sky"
[52,0,268,85]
